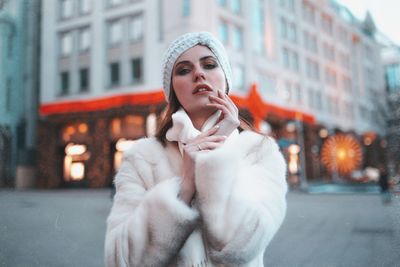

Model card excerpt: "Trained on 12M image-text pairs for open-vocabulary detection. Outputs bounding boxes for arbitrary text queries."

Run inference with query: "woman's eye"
[204,63,217,69]
[176,68,191,75]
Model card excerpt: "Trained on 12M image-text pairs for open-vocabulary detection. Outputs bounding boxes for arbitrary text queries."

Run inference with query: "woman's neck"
[187,110,214,131]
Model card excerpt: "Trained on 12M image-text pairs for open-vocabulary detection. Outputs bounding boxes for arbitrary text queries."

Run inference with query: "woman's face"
[171,45,226,116]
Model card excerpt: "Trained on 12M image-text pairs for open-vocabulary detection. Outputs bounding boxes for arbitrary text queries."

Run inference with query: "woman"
[105,32,287,267]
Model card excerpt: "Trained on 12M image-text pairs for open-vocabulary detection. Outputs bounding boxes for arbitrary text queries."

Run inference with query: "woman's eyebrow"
[175,55,217,67]
[174,60,192,68]
[200,55,217,61]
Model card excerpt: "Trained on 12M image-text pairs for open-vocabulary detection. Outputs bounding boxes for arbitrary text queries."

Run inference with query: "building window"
[233,26,243,50]
[280,0,295,12]
[288,0,295,12]
[306,58,319,80]
[218,21,229,45]
[321,14,333,35]
[182,0,190,16]
[325,68,337,86]
[341,75,352,93]
[323,42,335,61]
[338,26,348,45]
[294,84,302,104]
[108,20,123,45]
[338,51,350,69]
[302,1,315,25]
[78,27,90,52]
[79,0,91,14]
[292,51,299,72]
[110,62,120,86]
[304,31,318,53]
[282,47,299,73]
[231,0,241,14]
[315,91,322,110]
[60,71,70,95]
[282,47,290,69]
[131,58,142,83]
[281,19,296,42]
[280,17,287,39]
[232,65,245,90]
[6,78,11,111]
[60,0,73,19]
[108,0,124,7]
[60,32,73,56]
[217,0,226,6]
[7,32,13,59]
[386,64,400,93]
[284,81,292,102]
[288,22,297,43]
[79,68,89,92]
[308,88,314,108]
[252,0,264,54]
[129,15,143,41]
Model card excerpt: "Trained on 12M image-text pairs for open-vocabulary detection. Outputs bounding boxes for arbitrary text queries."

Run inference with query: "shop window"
[110,115,145,140]
[62,123,89,142]
[146,113,157,137]
[64,143,89,181]
[114,138,136,171]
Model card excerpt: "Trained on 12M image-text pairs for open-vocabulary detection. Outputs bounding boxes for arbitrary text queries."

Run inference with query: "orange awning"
[40,85,315,125]
[40,91,165,116]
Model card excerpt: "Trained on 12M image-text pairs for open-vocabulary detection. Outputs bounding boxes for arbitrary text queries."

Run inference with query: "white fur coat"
[105,130,287,267]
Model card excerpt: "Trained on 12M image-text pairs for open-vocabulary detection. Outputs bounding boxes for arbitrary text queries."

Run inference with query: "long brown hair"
[155,89,257,145]
[155,89,181,144]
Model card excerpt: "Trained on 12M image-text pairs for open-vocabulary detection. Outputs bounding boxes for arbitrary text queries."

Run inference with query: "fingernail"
[215,125,220,128]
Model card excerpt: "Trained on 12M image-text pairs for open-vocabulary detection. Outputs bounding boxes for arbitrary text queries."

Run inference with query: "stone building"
[382,45,400,176]
[39,0,387,188]
[0,0,40,188]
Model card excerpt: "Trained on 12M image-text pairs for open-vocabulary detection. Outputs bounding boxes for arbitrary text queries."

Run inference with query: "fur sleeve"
[105,140,199,267]
[194,131,287,265]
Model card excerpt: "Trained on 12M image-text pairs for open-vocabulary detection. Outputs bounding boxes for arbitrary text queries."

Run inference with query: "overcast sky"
[337,0,400,45]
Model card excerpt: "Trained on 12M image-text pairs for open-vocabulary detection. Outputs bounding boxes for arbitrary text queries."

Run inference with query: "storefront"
[37,91,165,188]
[38,85,384,189]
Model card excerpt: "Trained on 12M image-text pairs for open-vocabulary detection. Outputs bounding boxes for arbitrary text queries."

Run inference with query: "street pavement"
[0,189,399,267]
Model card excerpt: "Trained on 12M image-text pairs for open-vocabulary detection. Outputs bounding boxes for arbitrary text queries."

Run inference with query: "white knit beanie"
[162,31,232,102]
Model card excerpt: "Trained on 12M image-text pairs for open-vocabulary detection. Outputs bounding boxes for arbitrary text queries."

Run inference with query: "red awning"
[40,85,315,124]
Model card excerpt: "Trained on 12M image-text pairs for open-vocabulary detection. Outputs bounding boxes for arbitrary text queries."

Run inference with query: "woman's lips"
[193,84,213,94]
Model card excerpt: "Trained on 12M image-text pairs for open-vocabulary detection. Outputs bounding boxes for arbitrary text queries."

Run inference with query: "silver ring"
[197,144,202,151]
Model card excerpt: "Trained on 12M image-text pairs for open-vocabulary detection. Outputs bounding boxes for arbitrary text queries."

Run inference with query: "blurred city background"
[0,0,399,266]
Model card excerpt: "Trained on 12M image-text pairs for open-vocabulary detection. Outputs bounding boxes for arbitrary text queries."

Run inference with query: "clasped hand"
[179,91,239,204]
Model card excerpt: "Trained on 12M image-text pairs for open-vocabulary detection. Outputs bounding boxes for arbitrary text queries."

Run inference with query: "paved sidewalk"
[0,189,399,267]
[264,192,400,267]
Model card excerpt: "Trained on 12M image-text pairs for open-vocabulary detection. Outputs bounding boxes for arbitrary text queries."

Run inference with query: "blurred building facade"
[382,45,400,176]
[38,0,387,188]
[0,0,40,188]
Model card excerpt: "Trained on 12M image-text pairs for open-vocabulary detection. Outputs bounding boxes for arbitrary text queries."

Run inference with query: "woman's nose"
[192,67,206,82]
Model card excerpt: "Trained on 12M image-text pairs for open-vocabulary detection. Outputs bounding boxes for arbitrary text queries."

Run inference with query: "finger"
[224,94,239,113]
[197,124,219,138]
[210,93,235,113]
[206,103,230,115]
[196,141,223,151]
[187,135,226,147]
[198,135,227,143]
